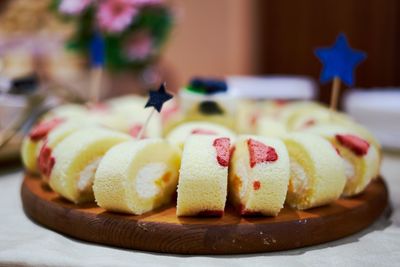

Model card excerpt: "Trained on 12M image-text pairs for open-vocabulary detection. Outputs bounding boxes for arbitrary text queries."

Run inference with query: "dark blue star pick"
[315,33,366,86]
[90,31,105,67]
[145,83,173,112]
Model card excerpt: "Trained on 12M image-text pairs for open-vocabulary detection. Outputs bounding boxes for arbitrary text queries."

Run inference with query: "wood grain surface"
[21,174,388,255]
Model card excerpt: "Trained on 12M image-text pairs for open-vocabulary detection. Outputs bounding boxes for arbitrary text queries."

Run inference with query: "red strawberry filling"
[129,124,145,138]
[197,210,224,217]
[213,137,231,167]
[275,99,288,106]
[87,102,109,112]
[29,118,64,141]
[335,147,342,157]
[38,143,55,178]
[160,103,179,124]
[191,128,217,135]
[302,119,315,129]
[253,180,261,190]
[250,111,261,127]
[335,134,369,156]
[247,138,278,168]
[241,210,264,216]
[238,204,263,216]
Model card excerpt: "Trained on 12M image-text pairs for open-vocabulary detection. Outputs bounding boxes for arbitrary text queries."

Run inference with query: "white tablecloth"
[1,152,400,267]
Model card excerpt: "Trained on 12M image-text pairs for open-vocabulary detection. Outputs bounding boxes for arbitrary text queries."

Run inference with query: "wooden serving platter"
[21,174,388,255]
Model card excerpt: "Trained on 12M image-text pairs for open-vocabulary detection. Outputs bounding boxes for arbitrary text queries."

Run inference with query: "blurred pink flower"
[59,0,92,15]
[97,0,138,33]
[128,0,164,6]
[124,32,153,60]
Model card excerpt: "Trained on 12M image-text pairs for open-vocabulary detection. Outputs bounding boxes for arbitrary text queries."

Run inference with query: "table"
[0,152,399,267]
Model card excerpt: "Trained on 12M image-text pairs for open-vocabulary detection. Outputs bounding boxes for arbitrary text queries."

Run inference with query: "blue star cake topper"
[315,33,366,86]
[90,31,105,67]
[145,83,173,112]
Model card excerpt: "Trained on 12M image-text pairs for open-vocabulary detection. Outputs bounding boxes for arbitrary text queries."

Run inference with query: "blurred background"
[163,0,400,104]
[0,0,399,160]
[1,0,399,102]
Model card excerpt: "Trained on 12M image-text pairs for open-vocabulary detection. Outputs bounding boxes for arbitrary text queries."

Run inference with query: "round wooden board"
[21,174,388,255]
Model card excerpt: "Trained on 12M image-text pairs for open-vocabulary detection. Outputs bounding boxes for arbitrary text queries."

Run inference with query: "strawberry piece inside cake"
[213,137,230,167]
[335,134,370,156]
[29,118,64,141]
[247,138,278,168]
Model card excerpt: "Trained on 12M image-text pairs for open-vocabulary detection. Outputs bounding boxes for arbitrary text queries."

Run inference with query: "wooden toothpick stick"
[136,108,155,140]
[89,67,103,103]
[330,76,341,110]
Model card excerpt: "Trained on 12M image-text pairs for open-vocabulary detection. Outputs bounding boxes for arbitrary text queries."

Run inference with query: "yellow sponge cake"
[38,121,82,183]
[49,128,131,203]
[167,121,235,150]
[176,135,231,216]
[41,104,88,122]
[93,139,181,215]
[256,117,288,138]
[21,118,65,174]
[107,95,162,138]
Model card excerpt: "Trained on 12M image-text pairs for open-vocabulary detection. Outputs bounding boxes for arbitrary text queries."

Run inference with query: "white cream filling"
[290,160,308,194]
[135,162,167,199]
[343,158,356,181]
[78,157,102,192]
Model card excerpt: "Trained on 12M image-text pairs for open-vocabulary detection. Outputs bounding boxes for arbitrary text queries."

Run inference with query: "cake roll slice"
[277,101,323,126]
[288,106,352,131]
[49,128,131,203]
[256,117,288,138]
[93,139,181,215]
[41,104,88,122]
[229,135,290,216]
[37,121,82,183]
[107,96,163,138]
[21,117,65,174]
[236,100,260,134]
[167,121,235,149]
[284,133,346,210]
[303,124,380,196]
[176,135,231,216]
